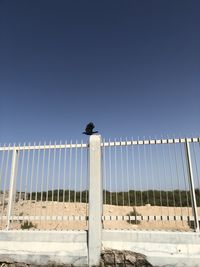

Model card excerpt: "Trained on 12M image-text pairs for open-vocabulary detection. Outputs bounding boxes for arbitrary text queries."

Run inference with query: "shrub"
[127,208,141,225]
[21,220,37,230]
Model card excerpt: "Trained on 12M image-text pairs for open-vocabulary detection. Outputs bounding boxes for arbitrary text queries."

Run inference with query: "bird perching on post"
[82,122,98,135]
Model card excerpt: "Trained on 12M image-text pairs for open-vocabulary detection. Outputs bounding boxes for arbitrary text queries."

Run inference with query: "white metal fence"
[0,136,200,232]
[102,137,200,232]
[0,142,89,230]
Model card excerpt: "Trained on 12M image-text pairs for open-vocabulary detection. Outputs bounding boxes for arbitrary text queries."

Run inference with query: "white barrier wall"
[0,230,88,266]
[1,230,200,266]
[102,230,200,267]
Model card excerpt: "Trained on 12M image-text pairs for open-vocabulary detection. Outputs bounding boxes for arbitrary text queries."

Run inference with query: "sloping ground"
[0,201,198,231]
[103,204,194,231]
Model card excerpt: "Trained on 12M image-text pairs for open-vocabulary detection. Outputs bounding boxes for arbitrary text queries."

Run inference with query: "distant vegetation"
[25,189,200,207]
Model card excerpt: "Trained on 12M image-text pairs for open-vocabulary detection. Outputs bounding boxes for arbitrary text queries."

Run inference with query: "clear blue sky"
[0,0,200,144]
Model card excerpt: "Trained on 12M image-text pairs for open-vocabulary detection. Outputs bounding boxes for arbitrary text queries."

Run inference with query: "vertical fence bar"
[88,135,102,266]
[185,139,199,232]
[6,148,18,229]
[80,140,83,203]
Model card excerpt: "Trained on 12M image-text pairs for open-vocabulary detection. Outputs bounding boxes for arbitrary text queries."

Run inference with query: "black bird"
[82,122,98,135]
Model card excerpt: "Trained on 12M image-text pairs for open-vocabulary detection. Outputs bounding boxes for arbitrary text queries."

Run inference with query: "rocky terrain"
[0,249,153,266]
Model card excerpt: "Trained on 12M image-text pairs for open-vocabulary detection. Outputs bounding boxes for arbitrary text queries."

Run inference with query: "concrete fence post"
[88,135,102,266]
[185,139,199,232]
[6,148,18,230]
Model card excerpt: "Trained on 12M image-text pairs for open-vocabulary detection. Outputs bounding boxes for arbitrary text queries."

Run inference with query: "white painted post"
[88,135,102,266]
[185,140,199,232]
[6,148,18,230]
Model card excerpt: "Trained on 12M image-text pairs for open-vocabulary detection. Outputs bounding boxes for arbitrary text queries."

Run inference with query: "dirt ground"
[0,201,199,231]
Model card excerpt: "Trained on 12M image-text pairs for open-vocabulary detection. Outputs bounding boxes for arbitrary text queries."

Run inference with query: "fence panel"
[190,141,200,208]
[0,145,12,230]
[102,138,200,232]
[0,141,88,231]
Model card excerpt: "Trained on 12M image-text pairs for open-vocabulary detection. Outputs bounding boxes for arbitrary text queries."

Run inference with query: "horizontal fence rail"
[101,137,200,146]
[0,141,88,231]
[102,138,200,232]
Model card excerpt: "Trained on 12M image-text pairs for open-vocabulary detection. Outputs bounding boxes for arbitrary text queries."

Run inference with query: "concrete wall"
[102,230,200,267]
[0,230,88,266]
[1,230,200,266]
